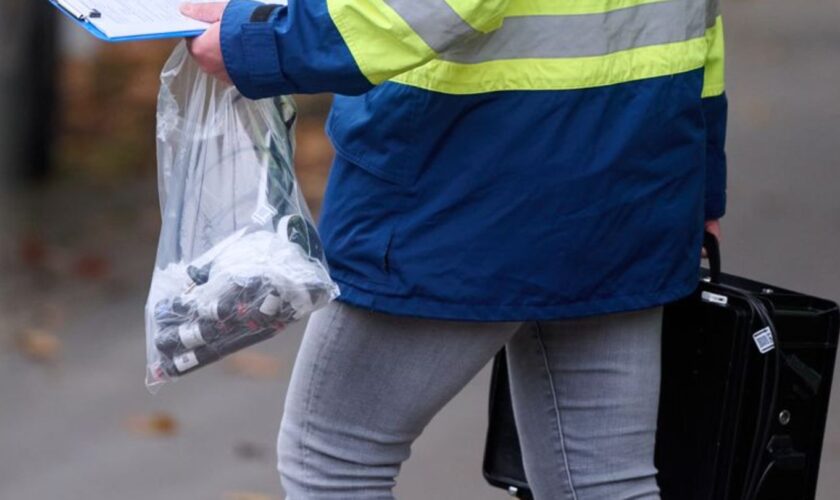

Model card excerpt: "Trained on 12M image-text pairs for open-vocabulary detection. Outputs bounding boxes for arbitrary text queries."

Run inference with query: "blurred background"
[1,1,838,499]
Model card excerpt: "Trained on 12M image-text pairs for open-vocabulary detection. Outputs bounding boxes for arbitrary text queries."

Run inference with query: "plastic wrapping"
[145,43,338,390]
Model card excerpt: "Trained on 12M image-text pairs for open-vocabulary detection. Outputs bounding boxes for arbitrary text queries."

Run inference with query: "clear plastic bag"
[145,43,338,391]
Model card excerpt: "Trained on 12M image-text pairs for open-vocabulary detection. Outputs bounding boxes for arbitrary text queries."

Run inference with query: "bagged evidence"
[145,43,338,390]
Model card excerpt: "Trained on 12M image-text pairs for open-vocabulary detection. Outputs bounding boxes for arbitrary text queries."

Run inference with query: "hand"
[180,2,231,83]
[703,219,721,258]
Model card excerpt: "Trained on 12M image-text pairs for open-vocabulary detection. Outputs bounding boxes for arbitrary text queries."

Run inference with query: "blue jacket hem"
[331,275,699,322]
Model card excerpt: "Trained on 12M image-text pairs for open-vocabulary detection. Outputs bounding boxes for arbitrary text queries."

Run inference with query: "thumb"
[180,2,227,23]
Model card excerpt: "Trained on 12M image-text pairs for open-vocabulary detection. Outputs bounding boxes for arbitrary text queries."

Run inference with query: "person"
[181,0,727,498]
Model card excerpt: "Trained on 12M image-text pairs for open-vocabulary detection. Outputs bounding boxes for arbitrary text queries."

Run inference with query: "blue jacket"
[220,0,728,321]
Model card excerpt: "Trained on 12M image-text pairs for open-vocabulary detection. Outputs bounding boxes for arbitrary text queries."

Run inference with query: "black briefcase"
[483,235,839,500]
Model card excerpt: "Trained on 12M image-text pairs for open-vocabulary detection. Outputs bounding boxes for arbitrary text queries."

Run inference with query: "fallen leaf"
[124,412,178,437]
[223,492,279,500]
[223,352,283,380]
[19,235,48,269]
[73,254,111,281]
[15,328,61,363]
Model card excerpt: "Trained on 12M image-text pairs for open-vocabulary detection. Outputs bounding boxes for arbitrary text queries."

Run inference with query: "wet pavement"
[2,0,840,498]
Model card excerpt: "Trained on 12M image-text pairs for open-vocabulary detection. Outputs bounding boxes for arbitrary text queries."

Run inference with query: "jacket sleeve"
[220,0,509,99]
[701,14,727,220]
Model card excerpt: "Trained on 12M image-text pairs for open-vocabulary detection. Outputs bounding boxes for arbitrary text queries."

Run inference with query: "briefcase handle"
[703,231,722,283]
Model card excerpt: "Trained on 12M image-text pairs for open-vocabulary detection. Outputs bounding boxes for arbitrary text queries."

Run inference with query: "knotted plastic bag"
[145,43,338,391]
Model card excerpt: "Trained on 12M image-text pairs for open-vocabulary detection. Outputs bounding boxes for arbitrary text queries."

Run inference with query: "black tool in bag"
[483,234,839,500]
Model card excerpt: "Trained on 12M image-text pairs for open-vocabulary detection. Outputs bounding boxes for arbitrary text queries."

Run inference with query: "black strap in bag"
[483,233,839,500]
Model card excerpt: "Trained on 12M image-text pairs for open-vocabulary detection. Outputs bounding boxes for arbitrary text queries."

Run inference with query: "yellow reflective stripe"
[505,0,670,16]
[391,37,708,94]
[443,0,509,33]
[702,16,725,98]
[327,0,437,84]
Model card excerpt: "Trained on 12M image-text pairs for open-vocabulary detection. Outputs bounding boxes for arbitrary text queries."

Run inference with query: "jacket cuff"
[703,93,728,221]
[221,0,288,99]
[705,191,726,220]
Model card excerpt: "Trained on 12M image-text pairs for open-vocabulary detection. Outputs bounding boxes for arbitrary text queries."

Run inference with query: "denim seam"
[300,302,345,497]
[534,322,580,500]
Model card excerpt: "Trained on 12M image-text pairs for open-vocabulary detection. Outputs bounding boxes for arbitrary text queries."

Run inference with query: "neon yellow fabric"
[505,0,668,16]
[444,0,509,32]
[702,16,726,98]
[328,0,724,94]
[327,0,512,83]
[391,37,709,94]
[326,0,438,84]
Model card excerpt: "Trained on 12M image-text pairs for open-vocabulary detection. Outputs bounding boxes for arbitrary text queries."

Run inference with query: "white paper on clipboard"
[56,0,212,38]
[55,0,285,40]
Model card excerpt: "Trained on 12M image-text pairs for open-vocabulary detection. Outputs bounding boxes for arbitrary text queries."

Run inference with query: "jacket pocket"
[327,82,428,186]
[319,154,406,295]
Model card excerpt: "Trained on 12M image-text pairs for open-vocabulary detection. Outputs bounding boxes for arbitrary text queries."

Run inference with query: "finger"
[214,70,233,84]
[189,26,218,57]
[180,2,227,23]
[184,35,204,58]
[704,220,722,241]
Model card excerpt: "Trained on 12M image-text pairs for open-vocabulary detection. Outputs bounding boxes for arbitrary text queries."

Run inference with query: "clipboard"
[47,0,206,43]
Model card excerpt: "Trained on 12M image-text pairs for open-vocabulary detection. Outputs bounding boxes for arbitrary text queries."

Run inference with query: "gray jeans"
[277,302,663,500]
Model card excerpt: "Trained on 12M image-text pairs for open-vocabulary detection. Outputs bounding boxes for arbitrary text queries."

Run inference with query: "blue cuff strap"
[241,22,283,88]
[221,0,287,99]
[222,0,373,96]
[250,4,280,22]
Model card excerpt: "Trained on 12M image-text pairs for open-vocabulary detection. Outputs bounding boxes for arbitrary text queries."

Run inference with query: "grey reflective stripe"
[384,0,478,53]
[441,0,708,64]
[706,0,720,28]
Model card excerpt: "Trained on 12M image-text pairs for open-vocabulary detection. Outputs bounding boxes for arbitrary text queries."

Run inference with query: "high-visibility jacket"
[221,0,728,321]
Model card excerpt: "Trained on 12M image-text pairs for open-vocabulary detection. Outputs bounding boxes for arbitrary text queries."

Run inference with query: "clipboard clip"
[55,0,86,21]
